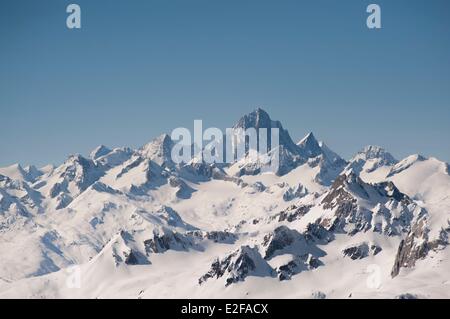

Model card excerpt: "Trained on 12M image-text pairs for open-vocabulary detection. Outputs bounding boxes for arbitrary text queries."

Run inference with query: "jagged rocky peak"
[321,173,359,210]
[233,108,276,130]
[358,145,397,163]
[143,227,201,254]
[199,245,275,287]
[323,172,409,208]
[61,154,103,182]
[391,217,449,278]
[283,183,308,201]
[187,230,238,244]
[262,225,304,259]
[94,147,134,168]
[45,154,105,209]
[345,145,397,175]
[140,133,175,168]
[319,141,346,165]
[297,132,345,164]
[230,109,346,179]
[90,145,112,160]
[233,108,299,153]
[297,132,322,158]
[260,226,325,281]
[0,163,43,183]
[270,204,312,223]
[319,172,424,236]
[106,231,150,266]
[0,174,43,216]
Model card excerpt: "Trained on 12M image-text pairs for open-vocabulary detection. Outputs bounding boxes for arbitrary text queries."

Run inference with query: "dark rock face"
[199,246,274,286]
[342,242,382,260]
[259,225,325,281]
[391,217,432,278]
[372,201,417,237]
[276,254,322,281]
[184,162,214,178]
[377,181,407,202]
[230,109,346,178]
[319,174,364,234]
[124,250,149,265]
[110,231,151,266]
[187,230,238,244]
[317,205,371,235]
[54,193,73,210]
[391,218,450,277]
[271,205,312,223]
[233,108,299,155]
[283,184,308,201]
[323,173,411,211]
[262,226,301,259]
[168,176,195,199]
[304,222,334,244]
[371,244,382,255]
[343,244,369,260]
[144,229,197,254]
[205,231,238,244]
[319,173,422,237]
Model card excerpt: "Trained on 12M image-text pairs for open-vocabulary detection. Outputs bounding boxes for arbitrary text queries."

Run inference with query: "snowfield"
[0,109,449,299]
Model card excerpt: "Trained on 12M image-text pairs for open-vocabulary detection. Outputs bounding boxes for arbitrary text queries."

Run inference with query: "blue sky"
[1,0,449,167]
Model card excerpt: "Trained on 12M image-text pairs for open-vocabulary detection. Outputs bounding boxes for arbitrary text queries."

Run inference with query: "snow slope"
[0,108,448,299]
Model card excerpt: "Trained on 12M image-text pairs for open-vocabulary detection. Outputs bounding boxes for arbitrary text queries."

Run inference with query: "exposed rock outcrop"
[199,246,275,286]
[144,228,199,254]
[342,242,382,260]
[276,254,322,281]
[391,218,449,277]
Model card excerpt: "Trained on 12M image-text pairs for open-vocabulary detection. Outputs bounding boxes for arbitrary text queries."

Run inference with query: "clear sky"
[1,0,449,167]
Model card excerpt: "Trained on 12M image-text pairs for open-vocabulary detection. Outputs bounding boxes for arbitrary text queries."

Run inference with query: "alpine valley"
[0,109,449,299]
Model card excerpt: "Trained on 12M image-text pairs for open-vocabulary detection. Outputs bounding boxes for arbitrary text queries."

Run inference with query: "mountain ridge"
[0,108,449,298]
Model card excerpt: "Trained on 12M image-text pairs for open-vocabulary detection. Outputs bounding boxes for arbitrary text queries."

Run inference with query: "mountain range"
[0,108,449,299]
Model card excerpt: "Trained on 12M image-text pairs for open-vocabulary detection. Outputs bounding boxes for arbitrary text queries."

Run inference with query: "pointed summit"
[90,145,112,160]
[233,108,273,130]
[356,145,397,164]
[141,134,175,168]
[297,132,322,158]
[345,145,397,176]
[319,141,345,165]
[0,163,40,182]
[298,132,317,145]
[232,108,298,153]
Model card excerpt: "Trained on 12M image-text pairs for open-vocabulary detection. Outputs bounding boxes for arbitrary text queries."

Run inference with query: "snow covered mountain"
[0,108,449,299]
